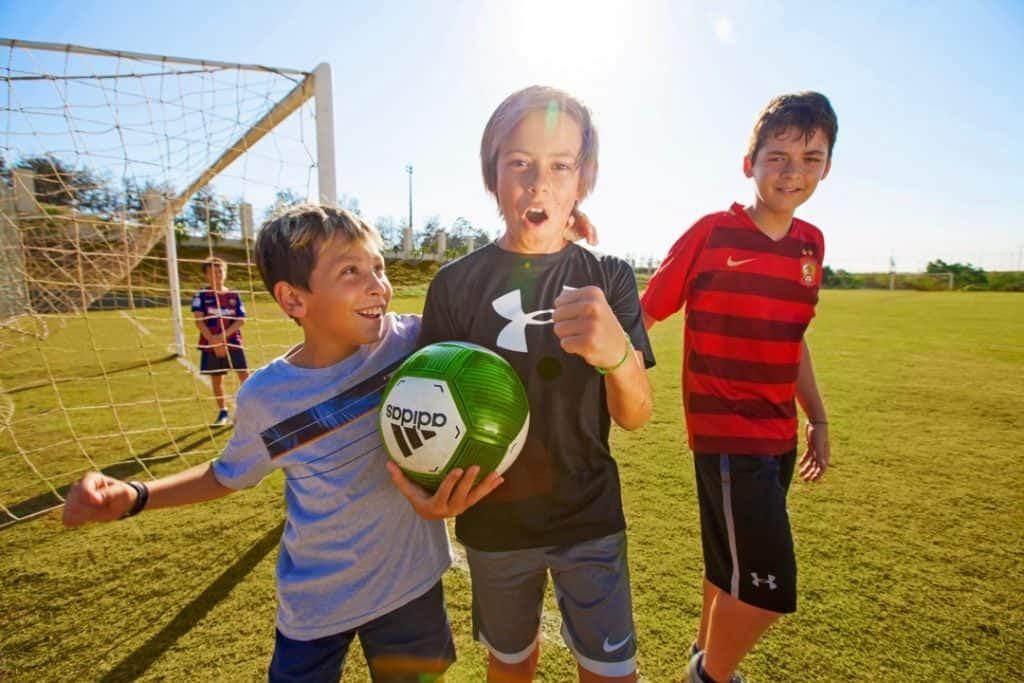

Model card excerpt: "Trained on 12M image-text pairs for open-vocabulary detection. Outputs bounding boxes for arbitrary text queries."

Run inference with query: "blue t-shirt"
[190,288,245,348]
[212,313,451,640]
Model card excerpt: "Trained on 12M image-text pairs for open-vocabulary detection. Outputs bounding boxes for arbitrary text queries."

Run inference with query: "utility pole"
[405,164,413,233]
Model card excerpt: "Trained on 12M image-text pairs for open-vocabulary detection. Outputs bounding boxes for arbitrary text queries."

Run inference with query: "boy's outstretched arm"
[63,462,233,528]
[386,463,503,520]
[796,339,830,482]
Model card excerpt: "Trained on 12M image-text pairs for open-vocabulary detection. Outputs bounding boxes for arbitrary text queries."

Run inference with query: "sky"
[2,0,1022,272]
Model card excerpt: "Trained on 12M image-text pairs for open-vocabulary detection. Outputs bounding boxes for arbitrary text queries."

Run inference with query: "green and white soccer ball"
[379,341,530,490]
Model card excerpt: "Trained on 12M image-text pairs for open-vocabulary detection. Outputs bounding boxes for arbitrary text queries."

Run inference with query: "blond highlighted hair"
[480,86,599,202]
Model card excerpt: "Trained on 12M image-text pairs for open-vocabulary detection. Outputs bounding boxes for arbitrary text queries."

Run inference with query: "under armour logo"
[751,572,777,590]
[492,287,575,353]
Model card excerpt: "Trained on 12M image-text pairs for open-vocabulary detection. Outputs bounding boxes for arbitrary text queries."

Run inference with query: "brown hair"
[480,85,599,202]
[748,92,838,162]
[201,256,227,274]
[254,203,382,294]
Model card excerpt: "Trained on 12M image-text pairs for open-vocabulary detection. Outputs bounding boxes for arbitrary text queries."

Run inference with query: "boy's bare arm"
[642,310,657,331]
[551,286,652,431]
[221,317,245,343]
[63,462,233,528]
[193,312,219,344]
[796,339,830,481]
[603,349,653,430]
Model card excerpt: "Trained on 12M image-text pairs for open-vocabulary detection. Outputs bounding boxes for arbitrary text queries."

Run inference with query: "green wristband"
[596,331,633,375]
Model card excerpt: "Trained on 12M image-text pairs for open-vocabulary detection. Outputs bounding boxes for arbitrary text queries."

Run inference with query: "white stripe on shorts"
[478,631,539,665]
[720,455,740,597]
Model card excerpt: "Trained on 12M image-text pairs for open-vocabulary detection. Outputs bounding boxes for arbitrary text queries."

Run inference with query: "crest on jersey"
[799,248,818,287]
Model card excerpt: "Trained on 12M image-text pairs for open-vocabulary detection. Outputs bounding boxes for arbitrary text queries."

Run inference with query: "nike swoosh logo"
[726,256,756,267]
[602,632,633,653]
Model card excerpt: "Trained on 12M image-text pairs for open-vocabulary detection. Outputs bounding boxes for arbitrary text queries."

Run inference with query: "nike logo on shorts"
[726,256,756,267]
[602,631,634,653]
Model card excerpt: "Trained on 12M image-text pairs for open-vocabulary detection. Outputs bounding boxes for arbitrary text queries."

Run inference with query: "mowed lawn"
[1,290,1021,682]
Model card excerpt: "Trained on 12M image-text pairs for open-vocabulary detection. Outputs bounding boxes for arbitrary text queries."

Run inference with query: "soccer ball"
[379,341,530,490]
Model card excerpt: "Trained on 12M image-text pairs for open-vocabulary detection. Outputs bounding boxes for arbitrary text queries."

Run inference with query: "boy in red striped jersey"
[641,92,836,683]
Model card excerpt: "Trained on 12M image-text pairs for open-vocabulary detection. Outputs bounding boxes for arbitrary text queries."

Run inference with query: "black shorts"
[268,580,455,683]
[694,451,797,614]
[199,347,248,374]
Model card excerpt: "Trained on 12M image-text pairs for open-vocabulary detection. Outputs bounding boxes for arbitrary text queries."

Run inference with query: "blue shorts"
[268,580,455,683]
[199,346,248,374]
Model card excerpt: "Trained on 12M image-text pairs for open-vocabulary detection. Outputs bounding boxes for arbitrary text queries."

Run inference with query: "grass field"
[1,290,1022,682]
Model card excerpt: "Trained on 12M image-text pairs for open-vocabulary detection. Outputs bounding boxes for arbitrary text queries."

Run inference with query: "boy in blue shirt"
[63,204,501,682]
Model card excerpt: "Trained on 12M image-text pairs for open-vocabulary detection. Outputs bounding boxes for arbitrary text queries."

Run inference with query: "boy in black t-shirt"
[388,86,654,683]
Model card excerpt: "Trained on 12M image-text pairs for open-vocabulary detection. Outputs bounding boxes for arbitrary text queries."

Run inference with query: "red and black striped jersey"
[641,203,824,456]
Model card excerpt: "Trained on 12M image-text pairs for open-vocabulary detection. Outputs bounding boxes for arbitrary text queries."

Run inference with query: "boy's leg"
[210,373,225,410]
[356,580,455,683]
[463,544,549,682]
[702,589,778,682]
[268,627,355,683]
[695,576,716,650]
[548,531,636,683]
[693,452,797,683]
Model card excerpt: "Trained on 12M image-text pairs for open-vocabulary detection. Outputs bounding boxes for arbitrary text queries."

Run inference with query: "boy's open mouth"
[357,306,384,319]
[524,208,548,225]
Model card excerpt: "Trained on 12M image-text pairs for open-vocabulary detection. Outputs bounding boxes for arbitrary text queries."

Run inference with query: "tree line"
[1,154,493,255]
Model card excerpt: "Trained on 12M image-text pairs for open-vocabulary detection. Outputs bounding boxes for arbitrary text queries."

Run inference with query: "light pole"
[405,164,413,233]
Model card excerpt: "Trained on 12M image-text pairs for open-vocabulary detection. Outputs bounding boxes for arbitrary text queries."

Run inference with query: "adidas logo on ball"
[384,405,449,429]
[379,342,530,490]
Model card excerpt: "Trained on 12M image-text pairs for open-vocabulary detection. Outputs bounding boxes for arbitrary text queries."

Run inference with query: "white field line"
[120,311,209,387]
[447,536,649,682]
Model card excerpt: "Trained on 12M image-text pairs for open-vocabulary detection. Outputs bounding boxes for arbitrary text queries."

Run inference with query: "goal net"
[0,39,336,526]
[889,272,955,291]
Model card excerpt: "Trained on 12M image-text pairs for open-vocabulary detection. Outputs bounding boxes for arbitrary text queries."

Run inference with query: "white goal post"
[888,271,955,291]
[0,39,337,526]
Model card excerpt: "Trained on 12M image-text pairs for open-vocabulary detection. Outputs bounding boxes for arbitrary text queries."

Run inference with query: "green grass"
[1,290,1022,681]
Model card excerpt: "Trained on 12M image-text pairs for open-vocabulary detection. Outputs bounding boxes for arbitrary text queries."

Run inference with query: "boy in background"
[64,205,499,682]
[641,92,837,683]
[191,256,249,426]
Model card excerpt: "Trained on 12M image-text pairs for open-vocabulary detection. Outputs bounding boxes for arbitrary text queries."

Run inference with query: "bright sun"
[480,0,643,89]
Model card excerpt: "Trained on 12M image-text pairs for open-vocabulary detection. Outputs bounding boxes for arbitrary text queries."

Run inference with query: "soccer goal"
[0,39,336,526]
[888,272,955,291]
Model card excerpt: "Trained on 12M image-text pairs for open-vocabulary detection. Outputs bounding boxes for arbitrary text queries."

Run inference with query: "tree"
[416,215,444,254]
[339,193,362,217]
[183,186,239,241]
[14,155,112,214]
[926,259,987,288]
[821,265,856,289]
[263,188,304,221]
[446,216,492,255]
[375,215,403,250]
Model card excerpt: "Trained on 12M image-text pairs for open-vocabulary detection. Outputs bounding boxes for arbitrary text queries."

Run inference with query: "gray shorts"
[464,530,636,678]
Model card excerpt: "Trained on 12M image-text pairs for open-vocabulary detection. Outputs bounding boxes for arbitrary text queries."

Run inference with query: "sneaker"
[685,651,748,683]
[212,409,230,426]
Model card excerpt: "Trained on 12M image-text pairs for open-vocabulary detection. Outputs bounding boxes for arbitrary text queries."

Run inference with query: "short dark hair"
[254,203,381,295]
[748,92,838,162]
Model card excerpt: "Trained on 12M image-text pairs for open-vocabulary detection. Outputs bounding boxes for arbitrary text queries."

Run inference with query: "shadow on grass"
[4,354,179,395]
[2,425,231,525]
[100,519,284,682]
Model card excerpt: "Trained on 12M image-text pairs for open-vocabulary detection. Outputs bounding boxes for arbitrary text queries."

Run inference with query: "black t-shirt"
[420,243,655,551]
